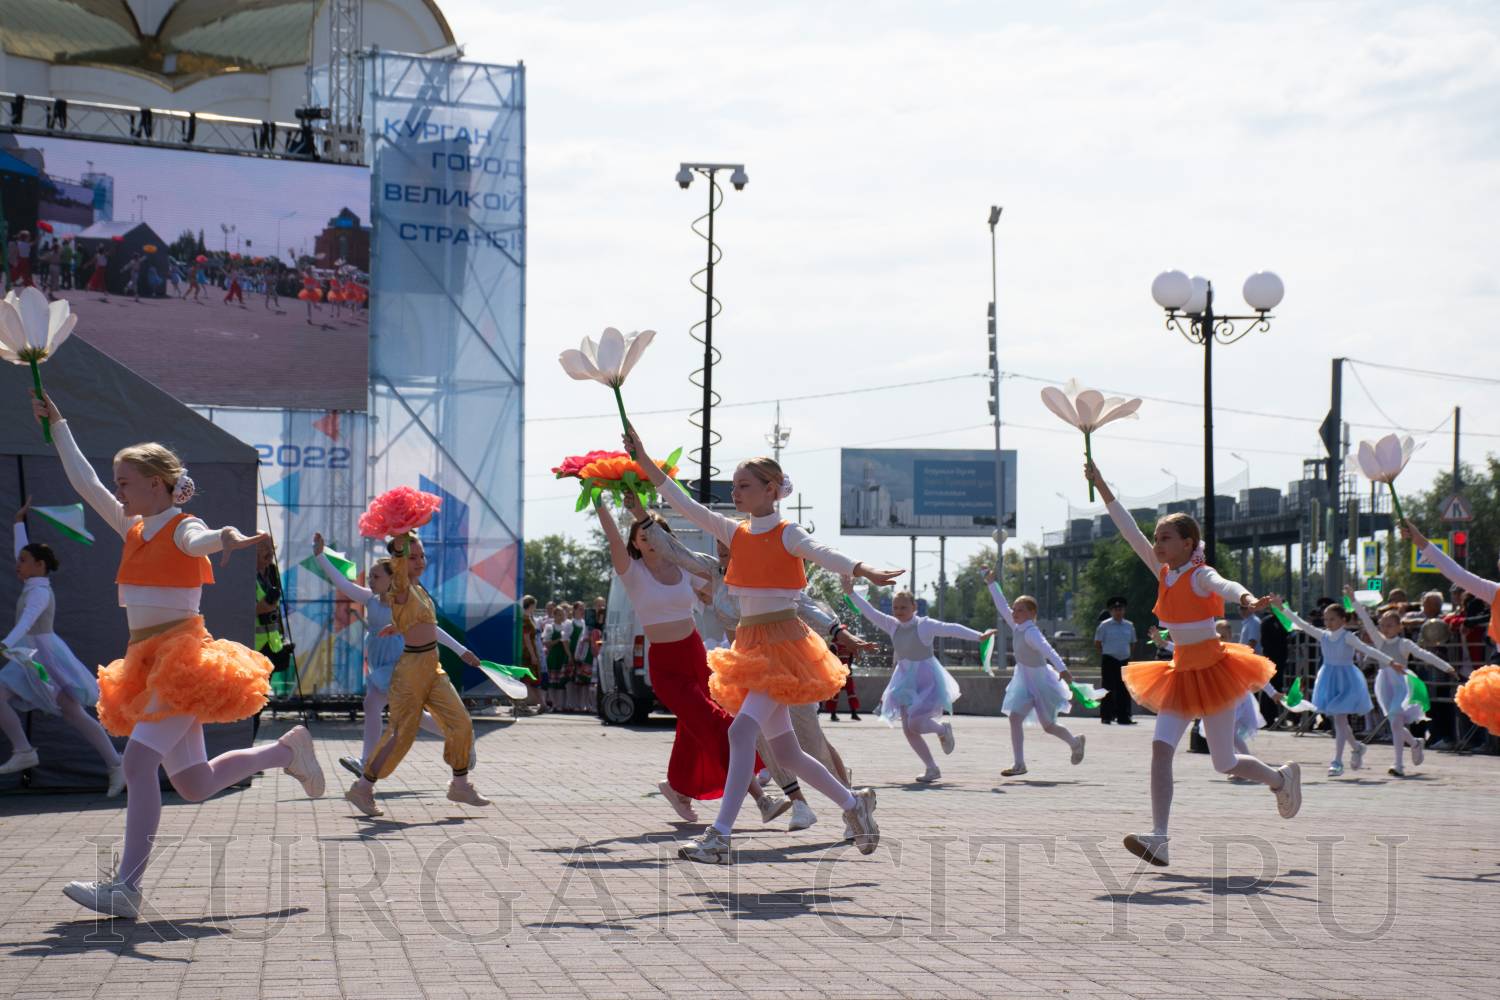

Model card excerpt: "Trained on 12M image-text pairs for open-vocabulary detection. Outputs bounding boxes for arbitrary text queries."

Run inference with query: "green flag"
[1285,677,1303,706]
[32,503,93,545]
[1070,681,1107,709]
[980,634,995,674]
[1407,672,1431,713]
[1342,594,1355,613]
[300,547,358,584]
[477,660,534,699]
[1271,605,1295,631]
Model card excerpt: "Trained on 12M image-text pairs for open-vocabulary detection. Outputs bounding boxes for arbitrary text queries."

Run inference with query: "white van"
[596,500,725,725]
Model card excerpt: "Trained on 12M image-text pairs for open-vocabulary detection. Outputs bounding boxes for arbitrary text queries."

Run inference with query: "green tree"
[168,228,198,261]
[523,530,612,605]
[1072,531,1158,646]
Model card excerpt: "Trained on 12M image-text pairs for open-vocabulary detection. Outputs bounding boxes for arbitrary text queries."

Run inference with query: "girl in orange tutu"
[31,394,324,919]
[1086,461,1301,868]
[627,425,901,864]
[1401,519,1500,736]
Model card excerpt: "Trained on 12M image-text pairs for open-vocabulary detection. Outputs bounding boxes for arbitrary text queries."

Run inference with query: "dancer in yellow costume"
[343,530,490,816]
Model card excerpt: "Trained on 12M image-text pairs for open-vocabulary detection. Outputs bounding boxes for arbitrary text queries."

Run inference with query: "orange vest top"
[1152,563,1222,622]
[116,513,215,587]
[723,521,807,590]
[1490,597,1500,646]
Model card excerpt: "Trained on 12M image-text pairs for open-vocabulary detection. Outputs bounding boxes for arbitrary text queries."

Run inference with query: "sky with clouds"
[441,0,1500,592]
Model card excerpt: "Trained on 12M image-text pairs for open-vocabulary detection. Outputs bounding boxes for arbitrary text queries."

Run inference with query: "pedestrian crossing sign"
[1412,537,1449,574]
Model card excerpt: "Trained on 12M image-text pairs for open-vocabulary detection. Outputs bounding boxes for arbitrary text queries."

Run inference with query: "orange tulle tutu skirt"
[707,616,848,715]
[1122,639,1275,719]
[1456,665,1500,735]
[97,616,273,737]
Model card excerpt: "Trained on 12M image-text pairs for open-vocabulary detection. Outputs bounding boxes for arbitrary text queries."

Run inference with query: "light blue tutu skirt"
[364,634,405,691]
[1374,665,1420,723]
[1234,691,1262,743]
[1311,662,1373,715]
[878,656,961,727]
[1003,664,1072,725]
[1,633,98,714]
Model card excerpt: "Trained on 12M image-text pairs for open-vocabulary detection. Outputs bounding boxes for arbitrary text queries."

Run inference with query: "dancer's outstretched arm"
[313,532,375,604]
[840,578,897,636]
[1403,520,1498,603]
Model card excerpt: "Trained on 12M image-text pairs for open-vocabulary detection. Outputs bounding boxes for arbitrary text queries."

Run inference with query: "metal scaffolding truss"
[0,91,323,162]
[323,0,366,163]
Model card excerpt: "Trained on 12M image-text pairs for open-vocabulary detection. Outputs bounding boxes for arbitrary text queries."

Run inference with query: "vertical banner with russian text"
[365,54,526,685]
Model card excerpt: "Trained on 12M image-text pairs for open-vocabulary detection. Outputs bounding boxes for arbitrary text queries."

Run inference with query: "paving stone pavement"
[1,712,1496,999]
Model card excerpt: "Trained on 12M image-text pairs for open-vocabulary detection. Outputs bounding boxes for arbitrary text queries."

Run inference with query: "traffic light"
[1452,529,1468,563]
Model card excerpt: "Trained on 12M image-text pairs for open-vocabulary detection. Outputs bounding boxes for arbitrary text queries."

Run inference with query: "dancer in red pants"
[822,651,862,721]
[593,498,788,826]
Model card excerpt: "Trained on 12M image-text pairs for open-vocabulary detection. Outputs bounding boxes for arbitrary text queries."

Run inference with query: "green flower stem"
[612,384,633,455]
[29,359,50,444]
[1387,481,1404,526]
[1084,430,1095,502]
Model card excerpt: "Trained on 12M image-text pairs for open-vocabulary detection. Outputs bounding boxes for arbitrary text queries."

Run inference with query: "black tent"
[75,220,168,296]
[0,337,260,791]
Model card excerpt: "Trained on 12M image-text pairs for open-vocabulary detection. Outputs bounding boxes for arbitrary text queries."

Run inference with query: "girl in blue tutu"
[842,578,991,783]
[986,569,1086,777]
[1272,598,1394,776]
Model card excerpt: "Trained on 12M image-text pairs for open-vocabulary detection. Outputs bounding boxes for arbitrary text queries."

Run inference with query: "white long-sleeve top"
[987,582,1068,673]
[638,518,841,637]
[314,551,467,656]
[1280,606,1396,668]
[846,590,982,647]
[1104,498,1250,644]
[1421,542,1498,604]
[656,477,857,617]
[52,419,228,628]
[1350,599,1454,675]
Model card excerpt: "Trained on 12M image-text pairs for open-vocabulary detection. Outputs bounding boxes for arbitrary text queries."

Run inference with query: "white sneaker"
[63,877,141,919]
[0,748,39,774]
[678,827,733,865]
[658,780,698,822]
[916,765,941,783]
[1123,833,1169,867]
[106,765,126,798]
[1327,760,1344,777]
[787,799,817,831]
[841,820,855,842]
[1411,738,1425,767]
[757,793,792,824]
[939,722,956,755]
[1274,762,1302,819]
[447,776,492,807]
[1350,741,1367,772]
[842,787,879,855]
[1071,734,1087,766]
[1388,766,1406,777]
[278,725,325,798]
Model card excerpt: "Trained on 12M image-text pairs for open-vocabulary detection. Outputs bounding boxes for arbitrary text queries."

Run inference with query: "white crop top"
[621,559,698,627]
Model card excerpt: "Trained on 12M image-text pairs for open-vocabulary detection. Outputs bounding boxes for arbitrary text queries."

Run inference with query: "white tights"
[1007,701,1077,768]
[713,691,855,835]
[901,708,944,769]
[1372,706,1423,769]
[1149,702,1284,837]
[1330,713,1353,765]
[0,684,121,769]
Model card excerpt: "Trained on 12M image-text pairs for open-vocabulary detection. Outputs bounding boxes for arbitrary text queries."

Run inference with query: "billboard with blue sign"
[840,448,1017,536]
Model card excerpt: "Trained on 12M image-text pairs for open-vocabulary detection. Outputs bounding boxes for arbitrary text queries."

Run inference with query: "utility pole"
[765,400,791,464]
[1323,358,1346,595]
[1453,406,1462,494]
[987,204,1009,669]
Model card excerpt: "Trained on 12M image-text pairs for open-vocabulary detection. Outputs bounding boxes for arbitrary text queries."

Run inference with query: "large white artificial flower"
[0,286,76,364]
[1040,379,1143,500]
[0,286,78,444]
[1356,433,1421,523]
[558,327,655,388]
[558,326,657,446]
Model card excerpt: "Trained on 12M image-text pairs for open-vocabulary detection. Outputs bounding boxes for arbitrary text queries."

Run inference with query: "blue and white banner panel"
[840,448,1018,537]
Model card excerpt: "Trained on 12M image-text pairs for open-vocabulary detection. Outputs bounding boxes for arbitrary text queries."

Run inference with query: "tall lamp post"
[676,161,748,502]
[1150,269,1284,565]
[986,204,1009,666]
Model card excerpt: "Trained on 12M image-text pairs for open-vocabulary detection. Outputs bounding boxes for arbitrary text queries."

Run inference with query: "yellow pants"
[364,648,473,780]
